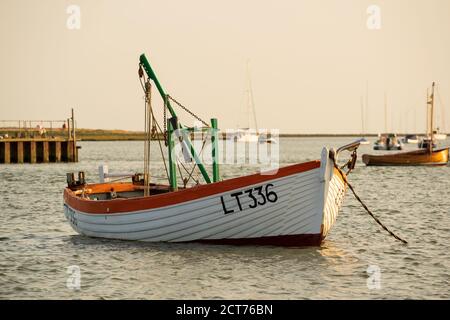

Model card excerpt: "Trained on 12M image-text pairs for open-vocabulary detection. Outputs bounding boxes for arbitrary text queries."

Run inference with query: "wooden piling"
[55,141,61,162]
[17,141,24,164]
[43,141,49,163]
[4,142,10,164]
[30,141,36,164]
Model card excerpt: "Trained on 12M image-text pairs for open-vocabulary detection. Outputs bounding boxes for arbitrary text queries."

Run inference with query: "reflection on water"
[0,138,449,299]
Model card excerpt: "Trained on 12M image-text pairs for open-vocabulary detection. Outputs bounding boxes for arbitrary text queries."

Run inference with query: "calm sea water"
[1,138,449,299]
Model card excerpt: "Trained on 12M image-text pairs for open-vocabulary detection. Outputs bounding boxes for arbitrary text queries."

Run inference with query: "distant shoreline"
[71,129,429,141]
[1,128,436,141]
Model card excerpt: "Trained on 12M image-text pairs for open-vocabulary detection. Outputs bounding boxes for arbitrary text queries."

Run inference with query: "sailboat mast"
[426,88,430,138]
[361,96,365,136]
[247,61,258,133]
[384,93,388,132]
[430,82,435,146]
[365,81,369,134]
[414,106,417,134]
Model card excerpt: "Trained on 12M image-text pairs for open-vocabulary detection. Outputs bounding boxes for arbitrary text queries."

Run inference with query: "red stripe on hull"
[192,233,323,247]
[64,160,320,214]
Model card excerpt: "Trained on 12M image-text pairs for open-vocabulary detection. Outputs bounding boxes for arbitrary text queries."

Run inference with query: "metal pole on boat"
[211,118,220,182]
[384,92,388,133]
[429,82,435,153]
[71,108,76,162]
[167,119,178,191]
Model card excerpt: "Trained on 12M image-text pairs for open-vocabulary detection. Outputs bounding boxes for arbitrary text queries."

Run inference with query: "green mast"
[211,118,220,182]
[139,53,212,186]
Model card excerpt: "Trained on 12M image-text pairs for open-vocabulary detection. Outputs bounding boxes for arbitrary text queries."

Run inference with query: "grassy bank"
[76,129,147,141]
[0,127,403,141]
[76,129,381,141]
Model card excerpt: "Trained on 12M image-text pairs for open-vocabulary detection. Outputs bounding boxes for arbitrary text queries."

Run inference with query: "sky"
[0,0,449,134]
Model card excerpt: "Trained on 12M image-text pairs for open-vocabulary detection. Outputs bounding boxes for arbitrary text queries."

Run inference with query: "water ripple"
[0,138,449,299]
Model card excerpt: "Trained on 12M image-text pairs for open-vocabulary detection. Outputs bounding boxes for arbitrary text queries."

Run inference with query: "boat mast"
[246,60,258,133]
[426,88,430,138]
[429,82,436,152]
[360,96,365,136]
[384,92,388,133]
[414,106,417,134]
[365,80,369,135]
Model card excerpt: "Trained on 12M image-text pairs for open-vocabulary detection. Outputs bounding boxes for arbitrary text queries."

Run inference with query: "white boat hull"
[434,134,447,140]
[64,148,348,246]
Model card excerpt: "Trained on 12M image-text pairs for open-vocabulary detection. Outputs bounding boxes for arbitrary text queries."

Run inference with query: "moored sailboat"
[363,82,449,166]
[373,133,403,150]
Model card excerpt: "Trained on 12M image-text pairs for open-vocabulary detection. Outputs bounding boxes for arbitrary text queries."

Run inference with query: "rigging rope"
[138,64,212,187]
[167,95,210,127]
[333,160,408,244]
[150,112,170,184]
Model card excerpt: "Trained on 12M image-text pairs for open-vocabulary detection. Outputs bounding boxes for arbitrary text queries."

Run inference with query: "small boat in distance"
[433,129,447,141]
[373,93,402,150]
[402,134,419,144]
[359,137,370,145]
[363,82,449,166]
[373,133,403,150]
[362,147,448,166]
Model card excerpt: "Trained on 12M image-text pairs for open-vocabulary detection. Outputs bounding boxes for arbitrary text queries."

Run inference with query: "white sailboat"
[234,62,276,144]
[374,93,403,150]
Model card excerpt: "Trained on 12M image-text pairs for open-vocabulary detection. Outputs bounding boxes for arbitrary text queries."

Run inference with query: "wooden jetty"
[0,110,79,164]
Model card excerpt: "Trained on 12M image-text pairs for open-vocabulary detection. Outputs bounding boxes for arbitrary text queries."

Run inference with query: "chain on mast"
[144,80,152,196]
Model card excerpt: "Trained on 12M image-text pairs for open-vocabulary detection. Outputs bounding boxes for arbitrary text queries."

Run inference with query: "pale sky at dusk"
[0,0,449,134]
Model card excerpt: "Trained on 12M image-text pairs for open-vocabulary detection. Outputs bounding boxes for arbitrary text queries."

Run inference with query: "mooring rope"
[333,162,408,245]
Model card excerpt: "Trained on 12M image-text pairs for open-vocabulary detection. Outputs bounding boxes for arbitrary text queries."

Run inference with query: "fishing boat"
[63,53,362,247]
[363,83,449,166]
